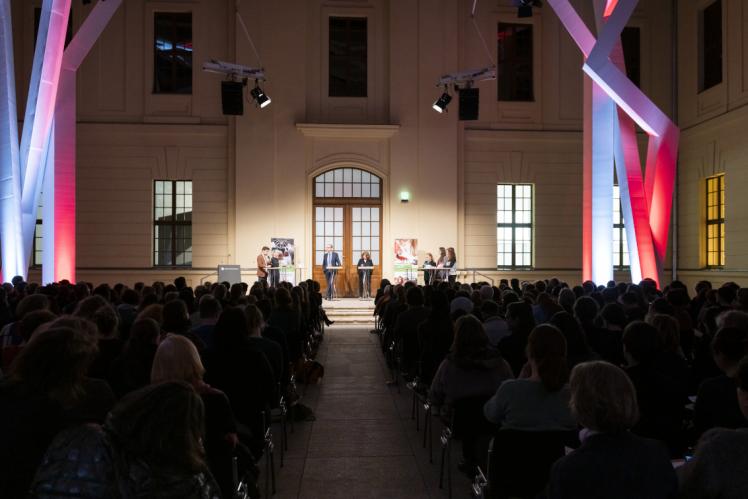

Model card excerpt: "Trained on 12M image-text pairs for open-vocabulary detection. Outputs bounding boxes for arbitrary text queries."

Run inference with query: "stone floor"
[266,325,473,499]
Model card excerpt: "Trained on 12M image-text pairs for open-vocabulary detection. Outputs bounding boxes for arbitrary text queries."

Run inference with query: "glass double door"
[313,204,382,297]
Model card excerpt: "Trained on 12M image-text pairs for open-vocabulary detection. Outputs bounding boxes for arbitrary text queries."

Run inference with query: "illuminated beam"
[0,0,24,280]
[18,0,71,276]
[548,0,679,287]
[42,0,123,283]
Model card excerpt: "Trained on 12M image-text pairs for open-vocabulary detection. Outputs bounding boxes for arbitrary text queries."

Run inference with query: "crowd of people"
[375,276,748,498]
[0,276,327,498]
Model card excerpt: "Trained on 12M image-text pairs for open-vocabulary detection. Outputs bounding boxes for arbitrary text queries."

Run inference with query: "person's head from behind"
[19,309,56,342]
[127,318,161,352]
[106,381,206,473]
[213,307,250,348]
[573,296,599,324]
[711,327,748,376]
[151,335,204,387]
[92,305,119,339]
[8,326,98,405]
[198,294,221,321]
[481,299,500,320]
[451,315,489,359]
[570,361,638,433]
[506,301,535,335]
[73,295,107,320]
[600,302,627,330]
[622,321,659,366]
[736,356,748,420]
[646,313,680,355]
[162,299,190,334]
[275,287,292,308]
[174,276,187,291]
[527,324,568,392]
[716,310,748,333]
[244,304,264,336]
[15,293,51,321]
[406,287,424,308]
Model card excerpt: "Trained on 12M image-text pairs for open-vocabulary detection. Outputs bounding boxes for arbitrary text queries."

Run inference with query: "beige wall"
[16,0,748,291]
[676,0,748,289]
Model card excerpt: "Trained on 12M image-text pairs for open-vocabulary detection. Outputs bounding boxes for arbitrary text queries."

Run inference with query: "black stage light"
[221,80,244,115]
[250,84,271,108]
[459,87,479,121]
[432,91,452,113]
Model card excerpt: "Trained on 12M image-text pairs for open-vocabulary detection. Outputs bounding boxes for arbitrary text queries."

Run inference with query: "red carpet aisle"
[270,325,471,499]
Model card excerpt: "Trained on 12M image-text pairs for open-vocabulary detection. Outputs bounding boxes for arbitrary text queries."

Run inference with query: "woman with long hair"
[444,247,457,285]
[0,326,115,498]
[484,324,576,431]
[31,381,223,498]
[152,334,246,497]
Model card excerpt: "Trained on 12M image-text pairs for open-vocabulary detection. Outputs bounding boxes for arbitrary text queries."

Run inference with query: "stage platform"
[322,298,375,325]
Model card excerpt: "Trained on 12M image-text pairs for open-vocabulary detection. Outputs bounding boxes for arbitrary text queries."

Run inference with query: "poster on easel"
[271,238,296,285]
[393,238,418,285]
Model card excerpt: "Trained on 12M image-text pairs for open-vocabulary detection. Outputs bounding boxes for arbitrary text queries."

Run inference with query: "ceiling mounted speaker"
[221,81,244,116]
[459,87,479,121]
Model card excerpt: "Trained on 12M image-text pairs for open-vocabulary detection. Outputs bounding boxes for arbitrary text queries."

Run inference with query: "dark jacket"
[694,374,747,435]
[548,431,678,499]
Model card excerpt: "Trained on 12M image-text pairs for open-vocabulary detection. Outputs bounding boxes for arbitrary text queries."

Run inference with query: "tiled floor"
[267,325,472,499]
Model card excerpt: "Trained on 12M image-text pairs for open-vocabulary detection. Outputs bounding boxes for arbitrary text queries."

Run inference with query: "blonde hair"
[570,361,639,433]
[151,334,205,385]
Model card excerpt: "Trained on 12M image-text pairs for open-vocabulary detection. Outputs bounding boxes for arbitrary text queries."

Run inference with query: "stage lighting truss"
[432,66,495,114]
[203,59,271,109]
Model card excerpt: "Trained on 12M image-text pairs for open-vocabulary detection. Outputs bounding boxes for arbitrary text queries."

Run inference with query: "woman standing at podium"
[444,247,457,285]
[357,251,374,298]
[423,252,436,286]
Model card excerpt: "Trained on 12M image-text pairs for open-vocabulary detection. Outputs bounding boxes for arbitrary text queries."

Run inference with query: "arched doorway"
[312,167,383,297]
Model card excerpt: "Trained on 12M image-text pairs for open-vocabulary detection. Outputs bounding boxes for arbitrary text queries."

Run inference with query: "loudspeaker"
[459,87,479,121]
[221,81,244,116]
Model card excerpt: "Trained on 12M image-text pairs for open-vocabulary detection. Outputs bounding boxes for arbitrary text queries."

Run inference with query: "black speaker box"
[459,87,479,121]
[221,81,244,116]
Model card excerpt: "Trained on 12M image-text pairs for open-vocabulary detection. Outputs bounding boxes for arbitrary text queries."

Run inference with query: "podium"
[358,266,374,300]
[326,266,343,300]
[420,265,436,285]
[218,265,242,285]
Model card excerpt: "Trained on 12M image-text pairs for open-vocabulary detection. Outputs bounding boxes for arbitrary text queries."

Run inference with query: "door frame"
[306,162,389,294]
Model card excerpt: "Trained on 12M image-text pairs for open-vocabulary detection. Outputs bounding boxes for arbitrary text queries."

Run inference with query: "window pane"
[154,12,193,94]
[329,17,367,97]
[699,0,723,92]
[498,23,534,102]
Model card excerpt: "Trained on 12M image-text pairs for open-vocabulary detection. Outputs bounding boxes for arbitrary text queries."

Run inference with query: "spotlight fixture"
[514,0,542,18]
[250,83,271,108]
[432,88,452,113]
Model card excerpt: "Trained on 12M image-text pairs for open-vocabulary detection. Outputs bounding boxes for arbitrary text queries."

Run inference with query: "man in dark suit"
[322,244,341,300]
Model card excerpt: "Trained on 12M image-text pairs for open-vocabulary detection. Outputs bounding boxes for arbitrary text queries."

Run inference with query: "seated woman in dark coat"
[548,361,678,499]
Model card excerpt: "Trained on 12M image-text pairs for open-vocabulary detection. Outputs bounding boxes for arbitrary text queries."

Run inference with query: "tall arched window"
[314,167,381,199]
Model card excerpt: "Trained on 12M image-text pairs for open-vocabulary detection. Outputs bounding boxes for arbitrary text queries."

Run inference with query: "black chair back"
[451,395,494,440]
[487,429,579,499]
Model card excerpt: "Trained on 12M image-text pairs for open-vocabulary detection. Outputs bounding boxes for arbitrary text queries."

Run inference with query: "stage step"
[322,299,376,325]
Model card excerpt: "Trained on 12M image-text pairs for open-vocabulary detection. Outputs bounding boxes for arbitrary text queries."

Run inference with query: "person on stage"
[357,251,374,298]
[269,249,281,287]
[436,247,447,282]
[444,247,457,285]
[423,252,436,286]
[322,244,341,300]
[256,246,270,283]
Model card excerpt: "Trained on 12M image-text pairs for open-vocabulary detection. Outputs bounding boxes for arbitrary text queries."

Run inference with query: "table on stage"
[420,266,449,283]
[357,266,374,300]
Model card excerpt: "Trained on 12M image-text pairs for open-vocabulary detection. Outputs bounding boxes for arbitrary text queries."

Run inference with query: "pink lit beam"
[0,0,24,279]
[42,0,123,283]
[18,0,71,273]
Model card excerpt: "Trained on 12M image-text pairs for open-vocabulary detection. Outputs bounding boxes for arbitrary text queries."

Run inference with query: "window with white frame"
[613,185,630,269]
[497,184,533,268]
